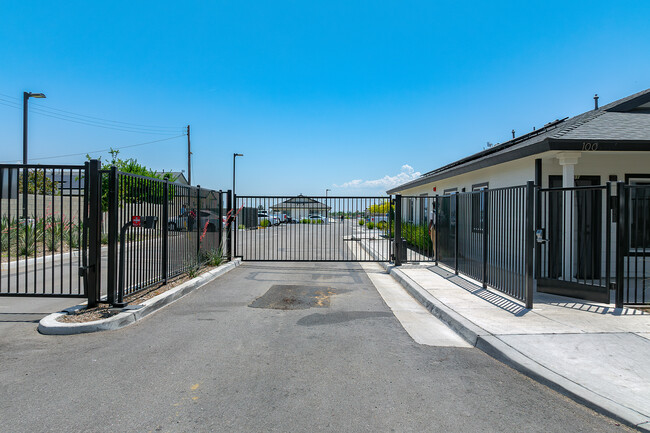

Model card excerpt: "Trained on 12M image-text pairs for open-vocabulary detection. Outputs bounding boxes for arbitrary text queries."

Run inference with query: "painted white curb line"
[38,259,241,335]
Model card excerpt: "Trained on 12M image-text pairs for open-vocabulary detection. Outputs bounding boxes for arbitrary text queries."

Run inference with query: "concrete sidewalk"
[388,262,650,430]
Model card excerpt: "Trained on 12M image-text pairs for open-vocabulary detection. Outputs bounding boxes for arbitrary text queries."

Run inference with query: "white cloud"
[335,165,421,189]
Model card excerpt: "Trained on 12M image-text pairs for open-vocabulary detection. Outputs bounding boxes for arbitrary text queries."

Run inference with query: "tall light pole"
[233,153,243,199]
[23,91,46,219]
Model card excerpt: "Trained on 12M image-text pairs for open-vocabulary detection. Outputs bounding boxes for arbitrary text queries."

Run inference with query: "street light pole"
[325,189,331,218]
[233,153,244,199]
[22,91,46,220]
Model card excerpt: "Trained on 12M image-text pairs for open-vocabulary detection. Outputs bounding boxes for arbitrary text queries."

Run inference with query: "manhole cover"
[249,285,346,310]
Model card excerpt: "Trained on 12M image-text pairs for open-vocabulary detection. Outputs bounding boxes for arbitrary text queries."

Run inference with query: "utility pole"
[187,125,191,185]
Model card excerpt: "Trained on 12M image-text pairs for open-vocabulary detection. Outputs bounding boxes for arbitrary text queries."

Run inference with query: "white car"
[308,214,326,224]
[258,212,281,226]
[168,210,221,232]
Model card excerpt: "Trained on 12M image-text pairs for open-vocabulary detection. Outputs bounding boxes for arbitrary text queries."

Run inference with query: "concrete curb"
[358,240,650,431]
[388,264,650,431]
[38,259,241,335]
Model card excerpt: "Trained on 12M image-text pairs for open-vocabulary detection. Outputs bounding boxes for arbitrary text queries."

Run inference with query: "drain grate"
[249,285,347,310]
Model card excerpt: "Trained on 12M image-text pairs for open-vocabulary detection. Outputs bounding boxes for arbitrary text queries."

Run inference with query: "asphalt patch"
[249,285,349,310]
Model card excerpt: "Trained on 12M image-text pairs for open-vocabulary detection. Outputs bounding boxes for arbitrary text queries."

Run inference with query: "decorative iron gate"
[0,163,90,298]
[234,195,393,262]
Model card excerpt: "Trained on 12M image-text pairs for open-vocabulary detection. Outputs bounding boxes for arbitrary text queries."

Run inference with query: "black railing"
[397,196,436,263]
[399,183,534,307]
[486,185,531,302]
[234,196,392,262]
[0,163,88,297]
[104,167,229,304]
[617,183,650,305]
[536,184,611,303]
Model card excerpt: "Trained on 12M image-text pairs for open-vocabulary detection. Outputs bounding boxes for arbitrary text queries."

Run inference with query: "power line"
[0,134,186,163]
[0,94,185,134]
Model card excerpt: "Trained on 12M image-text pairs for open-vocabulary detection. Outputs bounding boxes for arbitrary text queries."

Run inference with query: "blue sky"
[1,1,648,196]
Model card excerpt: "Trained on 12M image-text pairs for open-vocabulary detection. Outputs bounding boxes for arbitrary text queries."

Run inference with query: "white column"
[557,152,581,279]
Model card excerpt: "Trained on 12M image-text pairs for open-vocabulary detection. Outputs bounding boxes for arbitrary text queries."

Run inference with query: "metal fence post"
[534,183,542,280]
[434,195,439,265]
[86,159,101,308]
[196,185,201,257]
[605,182,612,299]
[454,193,459,275]
[525,180,534,309]
[394,195,402,266]
[226,189,232,261]
[217,190,223,253]
[615,181,626,308]
[106,166,118,305]
[233,193,237,259]
[482,189,488,288]
[162,179,169,284]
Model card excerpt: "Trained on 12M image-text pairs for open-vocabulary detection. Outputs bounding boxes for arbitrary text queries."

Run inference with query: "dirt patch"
[249,285,349,310]
[57,265,217,323]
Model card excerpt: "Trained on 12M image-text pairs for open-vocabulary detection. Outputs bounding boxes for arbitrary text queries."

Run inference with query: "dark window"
[626,175,650,250]
[471,183,488,232]
[419,194,428,225]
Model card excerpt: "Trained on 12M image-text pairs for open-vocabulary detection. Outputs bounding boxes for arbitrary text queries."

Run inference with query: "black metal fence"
[617,183,650,305]
[234,196,392,261]
[4,160,649,310]
[103,166,229,304]
[536,184,611,303]
[0,163,88,297]
[395,196,436,263]
[396,182,534,308]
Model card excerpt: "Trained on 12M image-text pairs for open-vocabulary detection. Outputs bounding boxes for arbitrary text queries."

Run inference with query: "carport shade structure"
[270,195,332,219]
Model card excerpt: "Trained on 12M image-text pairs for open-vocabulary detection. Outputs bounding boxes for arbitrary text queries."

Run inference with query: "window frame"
[625,174,650,251]
[471,182,489,232]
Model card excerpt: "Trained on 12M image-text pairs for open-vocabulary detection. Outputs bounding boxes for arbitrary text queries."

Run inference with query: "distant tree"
[18,169,59,195]
[89,148,177,210]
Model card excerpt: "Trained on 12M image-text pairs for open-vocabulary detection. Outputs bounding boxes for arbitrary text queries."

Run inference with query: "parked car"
[268,215,282,226]
[168,210,221,232]
[308,214,326,223]
[258,213,281,226]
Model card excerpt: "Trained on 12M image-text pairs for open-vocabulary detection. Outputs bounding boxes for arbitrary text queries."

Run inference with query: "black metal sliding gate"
[234,195,392,261]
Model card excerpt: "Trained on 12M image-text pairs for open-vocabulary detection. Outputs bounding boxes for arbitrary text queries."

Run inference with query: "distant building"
[271,195,331,219]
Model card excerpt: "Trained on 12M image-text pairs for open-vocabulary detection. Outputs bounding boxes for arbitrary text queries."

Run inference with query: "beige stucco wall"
[395,151,650,196]
[393,150,650,280]
[396,156,537,197]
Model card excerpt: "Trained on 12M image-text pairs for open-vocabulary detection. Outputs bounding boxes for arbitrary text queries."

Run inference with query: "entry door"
[548,176,602,279]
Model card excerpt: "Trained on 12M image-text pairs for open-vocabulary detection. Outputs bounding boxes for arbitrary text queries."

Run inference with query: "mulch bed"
[57,265,216,323]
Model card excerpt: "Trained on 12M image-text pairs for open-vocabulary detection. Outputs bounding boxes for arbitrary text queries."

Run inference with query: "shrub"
[260,219,271,227]
[45,219,63,252]
[401,222,433,252]
[17,223,42,256]
[358,219,364,226]
[300,219,310,224]
[67,226,82,249]
[201,248,224,267]
[377,221,387,230]
[367,222,375,229]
